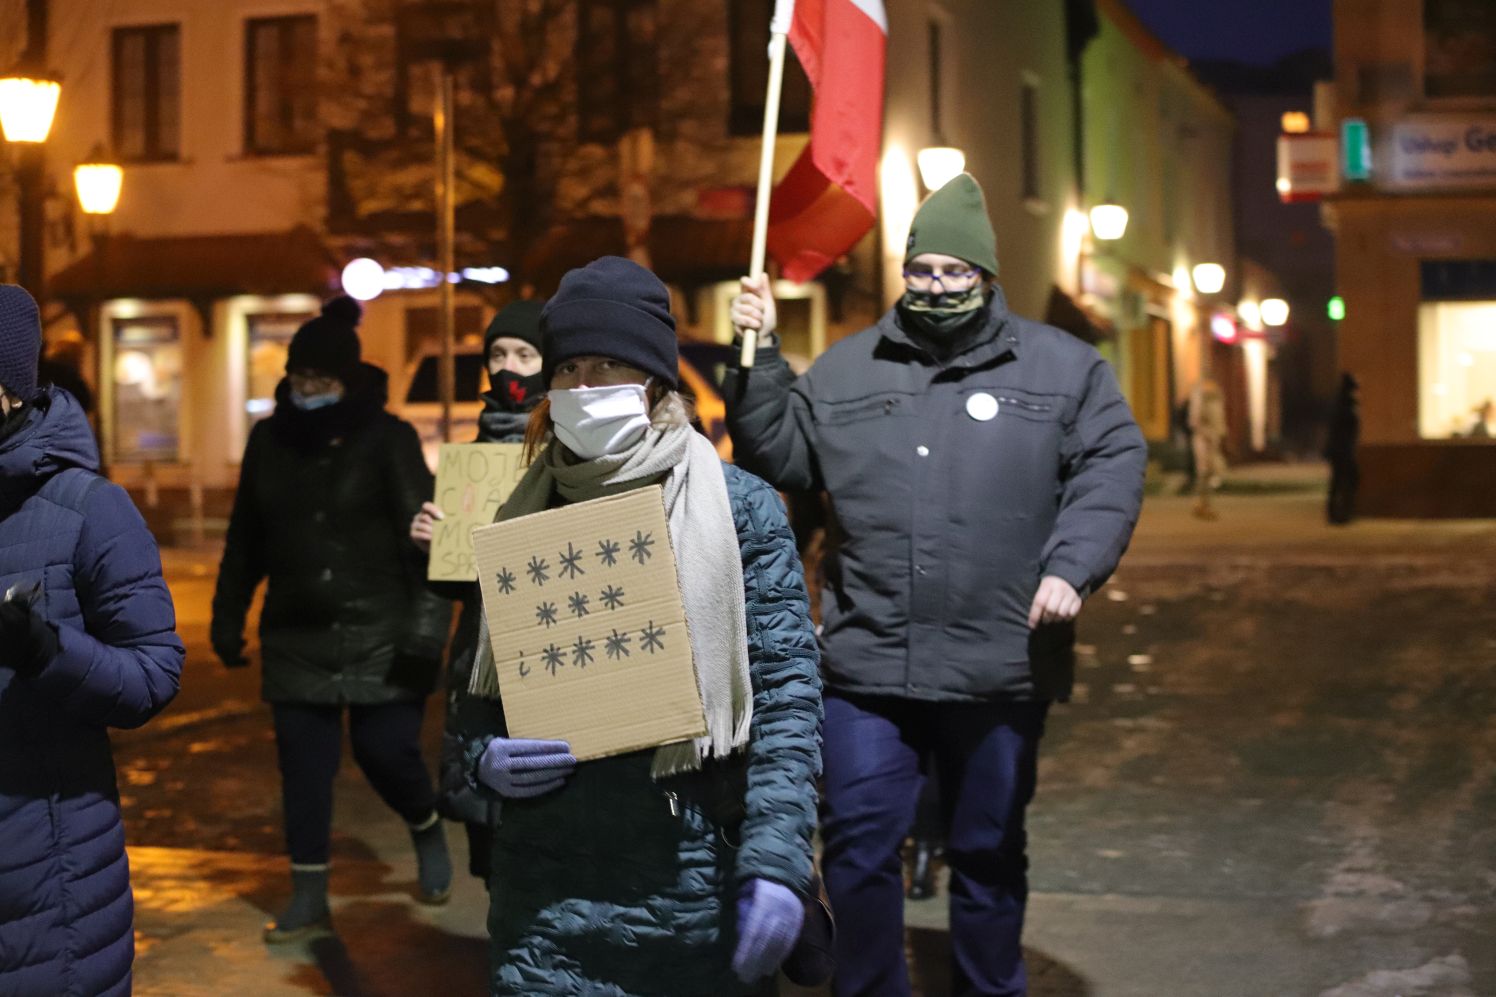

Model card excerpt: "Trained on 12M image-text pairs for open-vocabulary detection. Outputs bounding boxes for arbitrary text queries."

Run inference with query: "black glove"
[210,622,249,668]
[0,585,61,675]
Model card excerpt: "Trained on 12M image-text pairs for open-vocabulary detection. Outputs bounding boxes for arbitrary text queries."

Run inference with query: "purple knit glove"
[475,738,576,799]
[732,878,805,983]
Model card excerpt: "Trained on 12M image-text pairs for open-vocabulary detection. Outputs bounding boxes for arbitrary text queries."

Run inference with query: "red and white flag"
[765,0,887,283]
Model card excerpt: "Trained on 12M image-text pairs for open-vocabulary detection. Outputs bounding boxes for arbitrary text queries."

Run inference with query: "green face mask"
[898,285,987,340]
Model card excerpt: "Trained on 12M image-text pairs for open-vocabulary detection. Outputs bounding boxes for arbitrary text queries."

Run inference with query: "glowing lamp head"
[0,75,62,143]
[1192,263,1226,295]
[1260,297,1290,327]
[341,258,386,302]
[1089,201,1129,242]
[916,147,967,192]
[74,149,123,215]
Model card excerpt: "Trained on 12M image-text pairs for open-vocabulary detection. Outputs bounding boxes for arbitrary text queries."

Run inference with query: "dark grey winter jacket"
[725,288,1146,703]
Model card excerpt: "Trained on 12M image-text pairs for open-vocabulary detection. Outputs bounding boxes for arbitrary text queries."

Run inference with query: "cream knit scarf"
[469,395,753,778]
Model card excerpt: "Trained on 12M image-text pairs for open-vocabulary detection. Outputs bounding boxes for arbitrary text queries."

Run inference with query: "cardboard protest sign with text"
[428,443,529,582]
[472,486,706,761]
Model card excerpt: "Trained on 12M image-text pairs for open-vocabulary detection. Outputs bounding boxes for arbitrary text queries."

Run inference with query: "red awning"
[49,226,337,302]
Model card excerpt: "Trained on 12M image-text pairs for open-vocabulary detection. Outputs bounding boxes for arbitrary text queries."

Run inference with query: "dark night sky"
[1123,0,1333,67]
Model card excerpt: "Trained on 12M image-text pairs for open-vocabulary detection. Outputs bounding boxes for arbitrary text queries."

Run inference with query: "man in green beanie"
[726,173,1146,996]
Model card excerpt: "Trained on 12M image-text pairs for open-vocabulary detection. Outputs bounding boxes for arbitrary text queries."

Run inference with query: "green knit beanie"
[903,173,999,277]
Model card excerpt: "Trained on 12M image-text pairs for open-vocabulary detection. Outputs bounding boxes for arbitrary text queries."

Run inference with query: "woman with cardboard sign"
[451,257,825,995]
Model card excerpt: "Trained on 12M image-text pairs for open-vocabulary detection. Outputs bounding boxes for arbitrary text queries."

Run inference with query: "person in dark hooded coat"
[410,299,547,883]
[211,297,454,942]
[0,284,184,996]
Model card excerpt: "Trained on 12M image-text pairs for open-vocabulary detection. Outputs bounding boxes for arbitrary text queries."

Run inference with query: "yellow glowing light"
[1089,202,1129,241]
[1281,111,1311,134]
[74,160,123,215]
[0,75,62,142]
[1192,262,1226,295]
[916,147,967,192]
[1238,299,1262,330]
[1261,297,1290,327]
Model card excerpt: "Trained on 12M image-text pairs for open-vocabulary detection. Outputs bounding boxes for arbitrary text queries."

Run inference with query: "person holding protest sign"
[455,257,824,995]
[211,297,454,943]
[728,174,1147,995]
[410,300,547,885]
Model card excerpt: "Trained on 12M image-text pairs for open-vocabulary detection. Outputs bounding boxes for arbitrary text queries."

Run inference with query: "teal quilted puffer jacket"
[470,462,823,996]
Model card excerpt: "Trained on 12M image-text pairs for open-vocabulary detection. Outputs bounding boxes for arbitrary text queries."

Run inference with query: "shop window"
[728,0,810,136]
[577,0,658,143]
[246,311,311,424]
[245,16,319,156]
[1423,0,1496,100]
[113,316,182,462]
[1419,300,1496,439]
[112,24,181,162]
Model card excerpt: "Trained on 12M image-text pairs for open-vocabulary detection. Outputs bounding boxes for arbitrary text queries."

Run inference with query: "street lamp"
[917,146,966,192]
[1089,200,1129,241]
[1260,298,1290,327]
[1192,262,1226,295]
[74,146,123,215]
[0,73,60,142]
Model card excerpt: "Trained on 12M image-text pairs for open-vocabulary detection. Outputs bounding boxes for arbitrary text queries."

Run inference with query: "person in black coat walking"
[1,285,184,996]
[410,300,546,884]
[729,175,1147,995]
[212,298,454,943]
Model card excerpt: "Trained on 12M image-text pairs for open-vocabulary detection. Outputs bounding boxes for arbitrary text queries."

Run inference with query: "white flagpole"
[740,0,795,369]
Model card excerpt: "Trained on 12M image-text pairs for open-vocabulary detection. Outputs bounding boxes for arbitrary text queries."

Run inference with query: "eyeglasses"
[903,264,982,291]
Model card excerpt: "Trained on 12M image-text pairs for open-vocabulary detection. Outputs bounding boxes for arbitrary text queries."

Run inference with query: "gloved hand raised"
[732,877,804,983]
[475,738,577,799]
[0,582,60,675]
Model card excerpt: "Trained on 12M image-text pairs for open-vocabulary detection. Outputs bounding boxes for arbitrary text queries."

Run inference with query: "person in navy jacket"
[0,284,184,997]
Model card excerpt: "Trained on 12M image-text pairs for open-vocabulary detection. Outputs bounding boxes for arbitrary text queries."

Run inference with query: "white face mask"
[548,383,651,459]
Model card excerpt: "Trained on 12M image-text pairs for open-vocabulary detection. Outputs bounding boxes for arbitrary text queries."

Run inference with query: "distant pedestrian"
[0,284,184,996]
[211,297,454,943]
[729,173,1147,996]
[456,258,825,995]
[1188,378,1227,520]
[410,300,547,884]
[1325,373,1360,525]
[1470,398,1494,438]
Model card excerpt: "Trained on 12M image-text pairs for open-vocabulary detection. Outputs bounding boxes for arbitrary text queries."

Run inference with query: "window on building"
[728,0,810,136]
[246,312,311,425]
[112,316,182,462]
[112,25,181,162]
[245,16,318,155]
[577,0,659,143]
[1021,78,1041,202]
[1418,260,1496,439]
[1423,0,1496,99]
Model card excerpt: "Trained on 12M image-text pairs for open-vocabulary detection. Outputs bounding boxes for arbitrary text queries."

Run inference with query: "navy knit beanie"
[541,257,678,388]
[287,296,362,380]
[484,299,546,356]
[0,284,42,401]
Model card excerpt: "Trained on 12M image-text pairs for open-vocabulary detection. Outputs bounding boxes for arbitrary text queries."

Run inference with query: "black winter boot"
[410,812,452,905]
[264,866,333,943]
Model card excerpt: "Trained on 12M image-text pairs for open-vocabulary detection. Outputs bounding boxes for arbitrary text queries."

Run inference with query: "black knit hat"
[541,257,678,388]
[287,296,362,380]
[484,299,546,356]
[0,284,42,401]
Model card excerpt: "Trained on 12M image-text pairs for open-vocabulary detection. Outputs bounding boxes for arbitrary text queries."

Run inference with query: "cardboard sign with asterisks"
[472,485,706,761]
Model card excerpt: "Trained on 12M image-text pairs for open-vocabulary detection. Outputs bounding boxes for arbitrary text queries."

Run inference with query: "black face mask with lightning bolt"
[489,370,547,413]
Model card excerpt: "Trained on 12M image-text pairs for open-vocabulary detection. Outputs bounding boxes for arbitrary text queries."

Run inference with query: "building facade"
[1327,0,1496,516]
[6,0,1251,506]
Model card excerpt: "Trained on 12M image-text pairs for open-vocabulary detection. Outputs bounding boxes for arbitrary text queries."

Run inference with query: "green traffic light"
[1327,295,1345,321]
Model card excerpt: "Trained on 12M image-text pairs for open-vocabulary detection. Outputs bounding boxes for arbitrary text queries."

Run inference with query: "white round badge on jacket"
[966,392,999,422]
